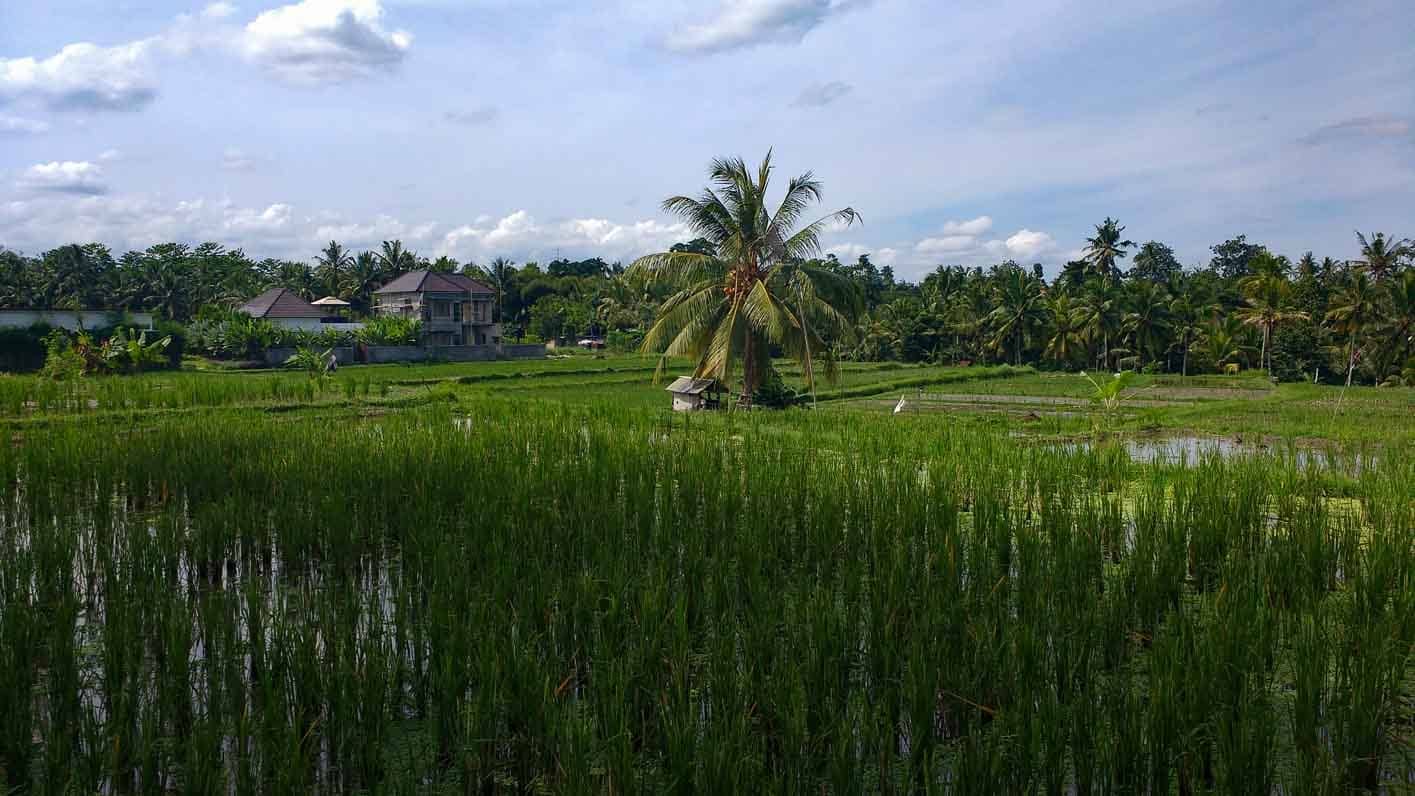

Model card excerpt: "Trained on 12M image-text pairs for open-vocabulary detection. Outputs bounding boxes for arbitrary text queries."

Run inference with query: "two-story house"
[372,270,500,346]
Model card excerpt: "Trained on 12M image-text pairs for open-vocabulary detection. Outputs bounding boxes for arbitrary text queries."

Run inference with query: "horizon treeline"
[1,223,1411,385]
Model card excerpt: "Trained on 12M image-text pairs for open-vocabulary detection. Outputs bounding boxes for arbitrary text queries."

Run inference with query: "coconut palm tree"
[483,257,516,323]
[630,153,862,404]
[315,240,354,298]
[377,240,418,276]
[1168,279,1217,379]
[1325,273,1383,386]
[1194,317,1255,373]
[1078,276,1125,370]
[1082,217,1135,279]
[1235,275,1308,374]
[1353,231,1411,282]
[346,252,387,315]
[985,267,1046,366]
[1042,290,1087,366]
[1123,279,1172,367]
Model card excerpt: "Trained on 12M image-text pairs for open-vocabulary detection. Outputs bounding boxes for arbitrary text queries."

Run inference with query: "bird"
[894,396,907,415]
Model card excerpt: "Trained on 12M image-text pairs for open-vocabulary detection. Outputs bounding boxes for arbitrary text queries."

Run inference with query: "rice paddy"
[0,361,1411,792]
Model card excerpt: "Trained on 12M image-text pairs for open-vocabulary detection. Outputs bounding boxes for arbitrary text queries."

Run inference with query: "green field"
[0,358,1411,792]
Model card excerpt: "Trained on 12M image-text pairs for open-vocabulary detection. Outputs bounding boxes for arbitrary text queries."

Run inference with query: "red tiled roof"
[239,288,324,319]
[374,270,494,295]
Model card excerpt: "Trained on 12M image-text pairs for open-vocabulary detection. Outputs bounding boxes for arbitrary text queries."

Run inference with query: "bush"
[356,316,421,346]
[0,324,54,372]
[751,367,803,409]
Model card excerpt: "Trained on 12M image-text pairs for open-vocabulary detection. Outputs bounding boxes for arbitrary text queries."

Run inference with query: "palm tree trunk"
[1181,331,1189,379]
[740,335,755,408]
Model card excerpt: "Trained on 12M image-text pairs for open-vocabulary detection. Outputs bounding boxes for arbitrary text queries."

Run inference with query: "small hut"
[665,377,724,412]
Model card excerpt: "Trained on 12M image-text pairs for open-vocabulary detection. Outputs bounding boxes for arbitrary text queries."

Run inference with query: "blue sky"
[2,0,1412,279]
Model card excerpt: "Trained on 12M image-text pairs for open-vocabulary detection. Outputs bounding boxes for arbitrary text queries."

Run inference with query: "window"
[433,300,451,318]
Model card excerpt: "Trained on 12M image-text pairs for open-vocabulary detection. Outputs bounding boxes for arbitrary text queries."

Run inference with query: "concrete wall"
[268,317,326,332]
[0,310,154,331]
[262,343,546,366]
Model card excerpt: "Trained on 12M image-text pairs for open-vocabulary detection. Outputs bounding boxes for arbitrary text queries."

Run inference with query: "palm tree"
[1083,217,1135,279]
[1168,279,1217,379]
[1353,231,1411,282]
[377,240,418,276]
[1042,290,1087,366]
[347,252,386,315]
[1235,275,1307,374]
[1194,317,1255,373]
[483,257,516,323]
[1123,279,1171,366]
[630,153,862,404]
[315,240,353,298]
[1324,273,1383,386]
[1078,276,1125,370]
[985,267,1046,366]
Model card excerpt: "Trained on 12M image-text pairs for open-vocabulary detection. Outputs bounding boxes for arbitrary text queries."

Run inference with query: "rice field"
[0,376,1411,792]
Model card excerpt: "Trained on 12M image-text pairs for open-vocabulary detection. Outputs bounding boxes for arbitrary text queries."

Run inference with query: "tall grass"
[0,400,1409,790]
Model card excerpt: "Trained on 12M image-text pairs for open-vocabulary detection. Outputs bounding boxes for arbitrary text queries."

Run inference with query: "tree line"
[2,222,1411,385]
[831,226,1412,387]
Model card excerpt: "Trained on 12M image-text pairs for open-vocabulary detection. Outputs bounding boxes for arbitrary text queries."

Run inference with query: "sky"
[1,0,1412,280]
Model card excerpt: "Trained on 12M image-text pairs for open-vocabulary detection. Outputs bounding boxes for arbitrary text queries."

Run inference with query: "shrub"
[356,316,421,346]
[0,325,54,373]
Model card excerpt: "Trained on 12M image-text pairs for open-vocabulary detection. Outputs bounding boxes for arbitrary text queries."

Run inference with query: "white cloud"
[667,0,869,54]
[440,210,689,262]
[98,149,123,162]
[17,161,108,195]
[942,215,992,235]
[224,203,292,232]
[242,0,413,84]
[203,2,238,19]
[1000,229,1055,259]
[0,40,159,111]
[793,80,851,107]
[915,234,977,254]
[0,114,49,135]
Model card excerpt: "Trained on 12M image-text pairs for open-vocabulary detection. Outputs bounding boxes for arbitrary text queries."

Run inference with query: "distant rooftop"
[239,288,323,319]
[374,270,493,295]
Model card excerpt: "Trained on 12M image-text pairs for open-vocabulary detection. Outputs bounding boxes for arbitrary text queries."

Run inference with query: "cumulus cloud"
[0,192,702,265]
[242,0,412,84]
[0,114,49,135]
[793,81,851,107]
[942,215,992,236]
[667,0,869,54]
[17,161,108,195]
[441,210,690,261]
[444,106,498,126]
[999,229,1054,259]
[915,235,976,254]
[0,40,159,112]
[1300,115,1411,146]
[203,2,238,19]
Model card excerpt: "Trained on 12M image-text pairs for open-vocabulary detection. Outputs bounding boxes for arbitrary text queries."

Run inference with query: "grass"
[0,359,1411,791]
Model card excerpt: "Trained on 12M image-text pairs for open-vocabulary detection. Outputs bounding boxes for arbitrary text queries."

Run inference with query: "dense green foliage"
[7,227,1410,385]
